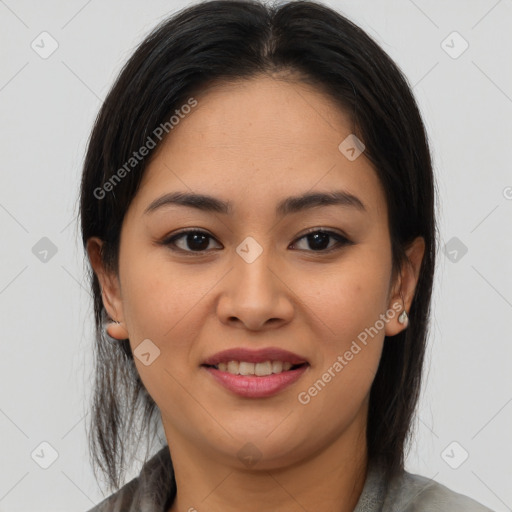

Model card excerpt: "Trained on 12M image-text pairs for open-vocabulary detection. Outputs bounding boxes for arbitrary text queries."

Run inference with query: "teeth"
[214,360,299,376]
[239,362,255,376]
[227,361,239,374]
[272,361,283,373]
[255,361,272,376]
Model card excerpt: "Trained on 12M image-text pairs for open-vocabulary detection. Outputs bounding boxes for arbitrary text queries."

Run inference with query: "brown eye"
[162,229,221,253]
[291,229,352,252]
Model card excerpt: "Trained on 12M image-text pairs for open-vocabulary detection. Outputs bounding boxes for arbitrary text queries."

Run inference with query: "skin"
[87,74,425,512]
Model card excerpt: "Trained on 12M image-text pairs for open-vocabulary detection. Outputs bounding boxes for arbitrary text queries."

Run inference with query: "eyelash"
[160,228,353,255]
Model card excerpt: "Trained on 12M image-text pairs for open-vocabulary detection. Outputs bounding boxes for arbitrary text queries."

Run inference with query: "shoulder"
[383,469,494,512]
[85,446,176,512]
[85,476,139,512]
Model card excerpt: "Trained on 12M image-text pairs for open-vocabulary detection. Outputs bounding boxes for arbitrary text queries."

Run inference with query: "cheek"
[120,257,211,408]
[120,245,210,338]
[293,297,387,429]
[295,248,391,404]
[303,250,391,344]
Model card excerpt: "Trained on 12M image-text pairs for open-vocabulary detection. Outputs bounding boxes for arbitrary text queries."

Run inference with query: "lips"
[201,347,309,398]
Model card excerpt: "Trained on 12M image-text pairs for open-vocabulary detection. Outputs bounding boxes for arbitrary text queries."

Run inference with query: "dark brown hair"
[79,0,437,493]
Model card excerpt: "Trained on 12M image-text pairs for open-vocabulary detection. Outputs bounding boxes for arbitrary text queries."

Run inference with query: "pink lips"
[201,347,309,398]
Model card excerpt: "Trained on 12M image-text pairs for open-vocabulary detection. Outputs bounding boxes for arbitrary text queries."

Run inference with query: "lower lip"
[202,365,309,398]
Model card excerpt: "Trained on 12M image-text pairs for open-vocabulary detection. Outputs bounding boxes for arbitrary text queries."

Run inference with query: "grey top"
[87,446,493,512]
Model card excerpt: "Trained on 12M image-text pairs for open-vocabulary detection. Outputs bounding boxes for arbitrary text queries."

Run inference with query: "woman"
[80,0,493,510]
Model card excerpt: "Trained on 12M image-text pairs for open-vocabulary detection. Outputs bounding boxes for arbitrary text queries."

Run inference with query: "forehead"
[152,75,354,163]
[134,75,387,220]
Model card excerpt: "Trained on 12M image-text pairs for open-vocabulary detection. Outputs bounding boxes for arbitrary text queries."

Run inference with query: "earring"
[398,310,408,326]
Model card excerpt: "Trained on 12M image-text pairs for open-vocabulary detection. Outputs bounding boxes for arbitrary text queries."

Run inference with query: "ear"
[86,237,129,340]
[385,236,425,337]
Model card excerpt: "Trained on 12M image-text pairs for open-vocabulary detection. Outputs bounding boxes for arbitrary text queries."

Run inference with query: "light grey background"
[0,0,511,510]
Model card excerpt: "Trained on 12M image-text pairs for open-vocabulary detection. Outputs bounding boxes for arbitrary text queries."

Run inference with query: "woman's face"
[90,75,423,469]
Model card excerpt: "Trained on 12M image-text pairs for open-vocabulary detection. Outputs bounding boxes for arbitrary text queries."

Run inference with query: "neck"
[166,419,369,512]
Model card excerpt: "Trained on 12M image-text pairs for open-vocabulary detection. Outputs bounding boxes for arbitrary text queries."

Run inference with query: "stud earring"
[398,310,408,326]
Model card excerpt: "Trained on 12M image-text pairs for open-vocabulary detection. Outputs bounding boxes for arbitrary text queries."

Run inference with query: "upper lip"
[202,347,308,366]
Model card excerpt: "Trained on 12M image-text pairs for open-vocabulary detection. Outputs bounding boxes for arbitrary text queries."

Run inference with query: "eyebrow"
[143,190,366,217]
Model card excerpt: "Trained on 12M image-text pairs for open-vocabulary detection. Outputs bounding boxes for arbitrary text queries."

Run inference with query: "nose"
[216,243,294,331]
